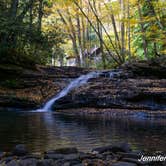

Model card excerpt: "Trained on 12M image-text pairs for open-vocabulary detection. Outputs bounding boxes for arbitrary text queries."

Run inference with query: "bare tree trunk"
[73,0,121,65]
[127,0,131,59]
[66,9,81,66]
[93,0,106,68]
[29,0,34,32]
[87,0,122,64]
[38,0,43,33]
[106,3,122,59]
[57,9,80,66]
[120,0,125,62]
[76,14,84,66]
[81,16,86,50]
[81,15,87,66]
[10,0,19,18]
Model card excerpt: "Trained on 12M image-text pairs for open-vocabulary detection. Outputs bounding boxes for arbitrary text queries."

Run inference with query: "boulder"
[112,161,137,166]
[36,159,55,166]
[45,147,78,155]
[12,144,28,156]
[92,143,131,154]
[19,158,37,166]
[6,160,19,166]
[118,152,141,159]
[64,153,80,161]
[44,154,64,160]
[0,151,6,159]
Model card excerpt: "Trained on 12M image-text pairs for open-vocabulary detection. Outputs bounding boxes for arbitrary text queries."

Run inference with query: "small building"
[66,56,76,66]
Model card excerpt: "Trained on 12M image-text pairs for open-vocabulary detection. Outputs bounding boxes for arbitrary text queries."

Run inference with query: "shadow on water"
[0,109,166,153]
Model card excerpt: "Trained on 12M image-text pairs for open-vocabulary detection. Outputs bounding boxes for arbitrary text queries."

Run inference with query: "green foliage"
[132,0,166,60]
[0,0,66,67]
[0,0,165,69]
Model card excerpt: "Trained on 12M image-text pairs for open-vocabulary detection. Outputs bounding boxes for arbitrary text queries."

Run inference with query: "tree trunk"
[57,9,80,66]
[76,14,84,66]
[93,0,106,68]
[87,0,122,64]
[10,0,19,18]
[73,0,120,65]
[66,9,81,66]
[29,0,34,32]
[38,0,43,33]
[127,0,131,59]
[120,0,125,62]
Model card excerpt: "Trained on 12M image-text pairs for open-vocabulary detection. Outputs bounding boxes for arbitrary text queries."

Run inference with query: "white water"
[35,70,120,112]
[36,71,100,112]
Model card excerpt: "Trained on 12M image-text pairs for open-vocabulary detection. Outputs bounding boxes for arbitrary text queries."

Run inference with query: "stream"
[0,70,165,153]
[0,110,166,153]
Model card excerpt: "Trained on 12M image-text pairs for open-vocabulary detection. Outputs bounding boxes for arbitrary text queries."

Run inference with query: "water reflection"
[0,110,166,152]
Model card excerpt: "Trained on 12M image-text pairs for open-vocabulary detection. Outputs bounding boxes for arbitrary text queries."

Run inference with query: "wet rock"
[92,143,131,154]
[53,60,166,111]
[12,144,28,156]
[112,161,137,166]
[6,160,19,166]
[0,152,6,159]
[83,159,106,166]
[19,158,37,166]
[44,153,64,160]
[0,66,92,109]
[105,154,115,161]
[64,153,80,161]
[3,156,16,164]
[73,164,83,166]
[118,152,141,159]
[46,147,78,155]
[79,152,97,160]
[63,162,70,166]
[121,158,149,165]
[20,154,41,160]
[36,159,55,166]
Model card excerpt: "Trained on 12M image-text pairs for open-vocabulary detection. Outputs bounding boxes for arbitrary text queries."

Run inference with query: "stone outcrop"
[53,60,166,112]
[0,65,91,109]
[0,58,166,112]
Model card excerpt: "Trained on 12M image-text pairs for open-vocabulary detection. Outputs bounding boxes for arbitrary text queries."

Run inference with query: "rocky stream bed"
[0,143,166,166]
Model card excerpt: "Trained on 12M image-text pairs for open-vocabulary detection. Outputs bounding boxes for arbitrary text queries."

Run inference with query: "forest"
[0,0,165,69]
[0,1,166,165]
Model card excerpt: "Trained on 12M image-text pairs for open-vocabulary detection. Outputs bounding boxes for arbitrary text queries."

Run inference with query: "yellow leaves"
[129,0,138,5]
[129,19,138,25]
[149,25,158,32]
[160,50,166,54]
[143,16,156,23]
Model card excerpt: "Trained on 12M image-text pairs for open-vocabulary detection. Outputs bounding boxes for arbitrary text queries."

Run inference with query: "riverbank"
[57,108,166,119]
[0,143,165,166]
[0,65,91,109]
[0,57,166,113]
[53,58,166,112]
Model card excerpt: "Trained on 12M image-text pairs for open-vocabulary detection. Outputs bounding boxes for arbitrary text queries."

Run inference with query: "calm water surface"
[0,110,166,152]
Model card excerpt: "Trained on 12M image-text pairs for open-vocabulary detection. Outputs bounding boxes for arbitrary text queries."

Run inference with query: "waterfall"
[35,70,120,112]
[36,71,100,112]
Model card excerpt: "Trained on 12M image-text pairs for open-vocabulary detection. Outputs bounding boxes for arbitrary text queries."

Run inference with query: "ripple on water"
[0,110,166,152]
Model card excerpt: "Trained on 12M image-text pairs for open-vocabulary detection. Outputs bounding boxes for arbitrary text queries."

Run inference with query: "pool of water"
[0,110,166,153]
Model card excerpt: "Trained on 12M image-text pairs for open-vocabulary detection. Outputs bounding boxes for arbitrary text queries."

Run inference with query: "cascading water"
[36,71,100,112]
[35,70,120,112]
